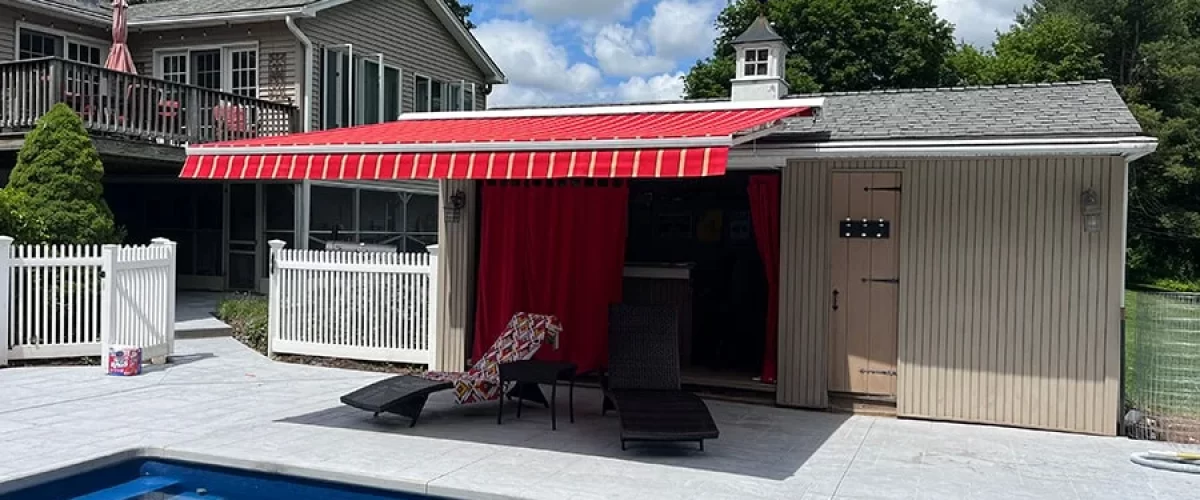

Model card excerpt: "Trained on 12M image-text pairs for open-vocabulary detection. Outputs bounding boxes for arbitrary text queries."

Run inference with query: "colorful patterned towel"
[423,312,562,405]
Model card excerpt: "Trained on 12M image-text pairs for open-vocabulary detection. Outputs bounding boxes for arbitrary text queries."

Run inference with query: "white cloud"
[591,24,675,77]
[646,0,721,59]
[933,0,1027,47]
[474,19,603,94]
[514,0,641,22]
[616,72,685,102]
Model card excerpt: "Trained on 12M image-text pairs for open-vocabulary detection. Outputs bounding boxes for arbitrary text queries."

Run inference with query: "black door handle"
[832,289,839,310]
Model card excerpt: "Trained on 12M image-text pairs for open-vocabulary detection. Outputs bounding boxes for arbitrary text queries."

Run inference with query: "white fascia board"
[186,136,733,156]
[399,97,824,121]
[727,136,1159,167]
[128,8,310,29]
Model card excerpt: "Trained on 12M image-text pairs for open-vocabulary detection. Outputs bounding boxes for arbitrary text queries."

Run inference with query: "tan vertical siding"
[435,179,477,371]
[298,0,488,129]
[0,6,110,63]
[127,23,301,107]
[779,157,1125,435]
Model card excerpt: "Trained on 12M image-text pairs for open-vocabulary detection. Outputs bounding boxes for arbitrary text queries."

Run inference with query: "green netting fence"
[1125,292,1200,443]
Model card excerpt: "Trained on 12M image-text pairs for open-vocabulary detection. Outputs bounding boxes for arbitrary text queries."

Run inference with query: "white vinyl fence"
[0,236,177,368]
[267,241,440,368]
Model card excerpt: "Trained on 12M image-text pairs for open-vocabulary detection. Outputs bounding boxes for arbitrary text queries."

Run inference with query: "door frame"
[827,169,903,398]
[222,182,264,291]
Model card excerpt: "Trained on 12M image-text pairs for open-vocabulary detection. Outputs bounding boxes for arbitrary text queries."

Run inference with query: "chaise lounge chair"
[603,304,719,451]
[341,312,563,427]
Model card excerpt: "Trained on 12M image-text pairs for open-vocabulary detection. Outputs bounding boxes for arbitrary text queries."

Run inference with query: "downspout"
[285,16,313,132]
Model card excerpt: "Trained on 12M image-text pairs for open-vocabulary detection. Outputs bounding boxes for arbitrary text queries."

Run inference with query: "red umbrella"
[104,0,137,73]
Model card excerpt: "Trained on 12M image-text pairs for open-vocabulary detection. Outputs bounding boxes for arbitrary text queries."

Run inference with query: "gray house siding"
[297,0,487,130]
[0,4,110,63]
[127,22,301,108]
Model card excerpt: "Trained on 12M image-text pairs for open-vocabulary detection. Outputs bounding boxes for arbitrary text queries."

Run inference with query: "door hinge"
[861,277,900,284]
[860,368,897,376]
[864,186,902,192]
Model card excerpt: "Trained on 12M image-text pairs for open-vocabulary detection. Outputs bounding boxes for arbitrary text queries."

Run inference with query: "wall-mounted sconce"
[1081,188,1102,233]
[444,189,467,223]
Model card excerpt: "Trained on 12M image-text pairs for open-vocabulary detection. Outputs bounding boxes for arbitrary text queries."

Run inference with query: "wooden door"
[829,172,900,397]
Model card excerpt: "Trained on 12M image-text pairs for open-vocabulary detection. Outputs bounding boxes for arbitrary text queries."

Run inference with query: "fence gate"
[0,237,177,368]
[267,241,439,368]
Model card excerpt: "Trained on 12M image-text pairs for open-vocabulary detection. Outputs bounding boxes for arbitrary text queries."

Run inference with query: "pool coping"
[0,447,520,500]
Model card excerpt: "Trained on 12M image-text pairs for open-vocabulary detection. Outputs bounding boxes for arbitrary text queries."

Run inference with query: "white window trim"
[151,42,261,96]
[383,63,404,121]
[413,72,433,113]
[15,21,109,62]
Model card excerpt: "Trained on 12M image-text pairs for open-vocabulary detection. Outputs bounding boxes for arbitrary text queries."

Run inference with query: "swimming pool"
[0,455,447,500]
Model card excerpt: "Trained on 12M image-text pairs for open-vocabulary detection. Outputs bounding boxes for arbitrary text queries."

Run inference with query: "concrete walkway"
[175,291,232,337]
[1,338,1197,499]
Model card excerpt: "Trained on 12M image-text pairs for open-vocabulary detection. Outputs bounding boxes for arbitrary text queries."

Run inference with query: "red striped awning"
[181,100,820,180]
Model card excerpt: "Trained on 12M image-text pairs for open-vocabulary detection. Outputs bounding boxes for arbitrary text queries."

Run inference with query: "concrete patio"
[1,337,1197,499]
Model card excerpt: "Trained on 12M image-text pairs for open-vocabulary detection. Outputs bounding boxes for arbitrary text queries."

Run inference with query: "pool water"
[0,458,444,500]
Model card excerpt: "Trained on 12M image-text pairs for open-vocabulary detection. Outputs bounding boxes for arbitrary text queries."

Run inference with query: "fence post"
[267,240,287,358]
[0,236,12,367]
[152,238,177,358]
[99,244,118,371]
[426,244,440,371]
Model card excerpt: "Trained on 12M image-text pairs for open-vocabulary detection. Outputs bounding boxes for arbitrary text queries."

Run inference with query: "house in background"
[179,17,1157,436]
[0,0,504,291]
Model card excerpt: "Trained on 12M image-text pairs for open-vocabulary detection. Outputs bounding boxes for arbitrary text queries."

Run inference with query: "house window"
[18,27,104,65]
[744,48,769,76]
[414,76,477,113]
[415,75,431,112]
[384,66,402,120]
[229,49,258,98]
[361,59,381,125]
[309,185,438,252]
[322,48,354,129]
[154,45,259,94]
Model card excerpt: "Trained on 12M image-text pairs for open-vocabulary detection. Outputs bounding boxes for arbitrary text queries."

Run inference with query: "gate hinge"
[865,186,902,192]
[860,368,897,376]
[861,277,900,284]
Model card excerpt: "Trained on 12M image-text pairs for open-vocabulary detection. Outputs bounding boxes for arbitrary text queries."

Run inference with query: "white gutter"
[729,136,1159,165]
[129,8,308,29]
[186,136,733,156]
[398,97,824,121]
[285,16,314,132]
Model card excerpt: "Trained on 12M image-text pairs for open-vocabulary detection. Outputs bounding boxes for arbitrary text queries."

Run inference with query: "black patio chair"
[602,304,719,451]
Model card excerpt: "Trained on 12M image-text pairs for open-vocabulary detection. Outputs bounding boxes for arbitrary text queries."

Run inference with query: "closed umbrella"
[104,0,136,73]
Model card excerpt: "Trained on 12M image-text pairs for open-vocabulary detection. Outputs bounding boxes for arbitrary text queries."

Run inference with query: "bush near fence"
[1125,291,1200,443]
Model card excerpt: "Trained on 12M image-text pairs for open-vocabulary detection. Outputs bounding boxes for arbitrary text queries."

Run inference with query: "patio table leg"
[551,383,558,431]
[497,384,504,425]
[569,376,575,423]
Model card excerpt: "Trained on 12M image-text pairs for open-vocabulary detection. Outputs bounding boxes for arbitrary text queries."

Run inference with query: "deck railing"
[0,57,299,146]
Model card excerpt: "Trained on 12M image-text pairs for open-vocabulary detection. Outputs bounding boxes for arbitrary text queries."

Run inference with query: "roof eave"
[11,0,110,27]
[128,8,310,29]
[729,135,1159,165]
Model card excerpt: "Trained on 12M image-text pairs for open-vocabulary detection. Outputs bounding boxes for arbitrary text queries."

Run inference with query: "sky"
[469,0,1033,107]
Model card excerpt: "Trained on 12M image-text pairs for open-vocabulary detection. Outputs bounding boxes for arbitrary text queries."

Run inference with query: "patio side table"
[497,360,577,430]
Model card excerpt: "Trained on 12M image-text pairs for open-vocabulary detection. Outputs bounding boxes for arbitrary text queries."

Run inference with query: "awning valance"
[181,99,821,180]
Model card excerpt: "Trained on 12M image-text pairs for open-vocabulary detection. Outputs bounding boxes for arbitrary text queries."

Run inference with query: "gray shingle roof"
[779,80,1143,141]
[128,0,315,21]
[732,16,784,44]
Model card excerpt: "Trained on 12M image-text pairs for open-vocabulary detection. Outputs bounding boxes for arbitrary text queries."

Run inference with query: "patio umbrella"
[104,0,137,73]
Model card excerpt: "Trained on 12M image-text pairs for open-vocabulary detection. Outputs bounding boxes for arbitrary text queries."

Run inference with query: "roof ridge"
[784,79,1114,99]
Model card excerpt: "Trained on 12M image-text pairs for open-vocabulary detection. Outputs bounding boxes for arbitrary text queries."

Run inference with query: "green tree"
[1,104,119,244]
[684,0,956,98]
[948,12,1105,85]
[997,0,1200,283]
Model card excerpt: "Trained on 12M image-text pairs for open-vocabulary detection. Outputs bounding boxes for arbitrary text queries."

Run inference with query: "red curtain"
[748,175,781,384]
[474,181,630,374]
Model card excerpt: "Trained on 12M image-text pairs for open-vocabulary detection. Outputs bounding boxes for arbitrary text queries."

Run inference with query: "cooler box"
[107,346,143,376]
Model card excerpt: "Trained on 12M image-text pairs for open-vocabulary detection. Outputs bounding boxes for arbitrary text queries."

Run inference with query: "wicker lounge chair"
[341,312,562,426]
[603,304,719,450]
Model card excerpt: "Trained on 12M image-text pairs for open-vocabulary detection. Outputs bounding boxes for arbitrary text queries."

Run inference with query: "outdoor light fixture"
[444,189,467,224]
[1081,188,1102,233]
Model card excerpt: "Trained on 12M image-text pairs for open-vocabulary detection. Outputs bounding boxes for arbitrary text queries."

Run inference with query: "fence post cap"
[268,240,287,250]
[150,237,172,245]
[426,244,439,256]
[0,236,13,245]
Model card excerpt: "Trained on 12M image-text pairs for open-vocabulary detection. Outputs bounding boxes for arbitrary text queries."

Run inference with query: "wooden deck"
[0,57,299,161]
